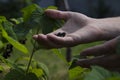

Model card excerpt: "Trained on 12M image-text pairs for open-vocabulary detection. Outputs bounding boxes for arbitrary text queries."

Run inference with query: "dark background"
[0,0,120,19]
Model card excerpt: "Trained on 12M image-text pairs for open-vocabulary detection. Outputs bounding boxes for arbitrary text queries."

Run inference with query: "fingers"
[80,37,118,57]
[33,34,62,49]
[45,9,71,20]
[33,32,76,48]
[75,54,120,70]
[47,33,76,47]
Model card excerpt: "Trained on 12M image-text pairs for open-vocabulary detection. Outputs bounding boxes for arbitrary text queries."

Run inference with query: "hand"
[33,9,120,49]
[75,36,120,71]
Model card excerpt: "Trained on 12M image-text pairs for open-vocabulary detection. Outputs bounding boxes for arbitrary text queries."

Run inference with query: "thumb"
[45,9,71,20]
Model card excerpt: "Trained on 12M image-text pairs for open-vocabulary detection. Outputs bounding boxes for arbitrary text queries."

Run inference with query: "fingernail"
[33,35,38,39]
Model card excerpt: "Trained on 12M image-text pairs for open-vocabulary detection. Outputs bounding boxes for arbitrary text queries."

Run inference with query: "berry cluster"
[3,44,13,58]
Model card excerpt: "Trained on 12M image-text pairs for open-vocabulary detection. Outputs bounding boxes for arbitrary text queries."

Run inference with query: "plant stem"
[26,28,40,74]
[26,41,37,73]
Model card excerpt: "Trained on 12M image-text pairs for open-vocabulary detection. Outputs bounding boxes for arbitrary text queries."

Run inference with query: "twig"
[26,41,37,73]
[26,28,40,74]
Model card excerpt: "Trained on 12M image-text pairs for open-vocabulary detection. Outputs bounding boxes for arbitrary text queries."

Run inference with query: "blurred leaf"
[30,68,44,78]
[21,4,41,22]
[27,4,63,34]
[0,55,12,67]
[84,66,120,80]
[10,18,23,24]
[69,66,85,80]
[112,72,120,77]
[2,21,17,40]
[36,62,49,78]
[47,6,58,9]
[15,4,63,39]
[0,65,4,72]
[4,68,25,80]
[69,59,78,69]
[13,23,29,40]
[14,6,43,39]
[4,68,39,80]
[24,73,39,80]
[0,40,4,49]
[0,16,6,23]
[41,15,56,34]
[107,77,120,80]
[40,15,63,34]
[0,24,28,54]
[14,57,34,63]
[52,49,67,63]
[10,18,20,24]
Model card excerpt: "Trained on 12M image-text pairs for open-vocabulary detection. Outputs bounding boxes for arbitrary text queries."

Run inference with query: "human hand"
[33,9,120,49]
[75,36,120,71]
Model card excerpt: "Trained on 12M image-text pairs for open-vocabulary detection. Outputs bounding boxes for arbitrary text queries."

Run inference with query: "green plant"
[0,4,64,80]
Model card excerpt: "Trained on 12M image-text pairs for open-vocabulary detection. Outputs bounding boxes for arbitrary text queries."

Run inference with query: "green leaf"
[12,5,42,39]
[107,77,120,80]
[2,21,17,40]
[30,68,44,78]
[0,65,4,72]
[84,66,113,80]
[0,25,28,54]
[10,18,23,24]
[69,59,78,69]
[4,68,39,80]
[0,55,12,67]
[0,16,6,23]
[24,73,39,80]
[14,56,34,63]
[69,66,86,80]
[4,68,25,80]
[21,4,41,22]
[36,62,49,78]
[40,14,63,34]
[27,5,63,35]
[41,15,55,34]
[47,6,58,10]
[0,40,4,49]
[13,23,29,40]
[52,49,67,63]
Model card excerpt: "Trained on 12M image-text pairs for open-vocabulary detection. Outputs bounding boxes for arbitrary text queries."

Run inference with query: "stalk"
[26,41,37,73]
[26,29,40,74]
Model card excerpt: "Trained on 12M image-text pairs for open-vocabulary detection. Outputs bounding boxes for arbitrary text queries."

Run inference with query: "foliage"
[0,4,64,80]
[68,65,120,80]
[84,66,120,80]
[0,0,35,18]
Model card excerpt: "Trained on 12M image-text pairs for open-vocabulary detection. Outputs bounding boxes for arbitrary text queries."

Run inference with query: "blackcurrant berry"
[55,32,66,37]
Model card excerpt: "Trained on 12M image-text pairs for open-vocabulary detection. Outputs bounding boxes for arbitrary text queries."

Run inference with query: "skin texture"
[33,9,120,71]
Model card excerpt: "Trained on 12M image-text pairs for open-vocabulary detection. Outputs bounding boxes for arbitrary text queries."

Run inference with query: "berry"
[56,32,66,37]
